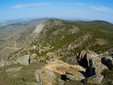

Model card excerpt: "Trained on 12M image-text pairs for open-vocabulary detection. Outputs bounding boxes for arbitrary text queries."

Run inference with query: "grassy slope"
[0,62,45,85]
[35,20,113,54]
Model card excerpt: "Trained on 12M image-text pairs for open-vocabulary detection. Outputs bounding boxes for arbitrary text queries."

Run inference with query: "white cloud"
[11,3,50,8]
[11,2,113,13]
[90,6,113,12]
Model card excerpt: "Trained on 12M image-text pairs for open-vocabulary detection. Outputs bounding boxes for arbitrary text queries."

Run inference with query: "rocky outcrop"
[16,55,30,65]
[76,50,113,84]
[77,50,108,77]
[35,60,85,85]
[35,68,57,85]
[77,50,98,68]
[45,60,85,82]
[33,22,44,33]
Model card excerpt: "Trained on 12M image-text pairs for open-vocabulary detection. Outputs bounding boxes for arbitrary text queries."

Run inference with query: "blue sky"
[0,0,113,23]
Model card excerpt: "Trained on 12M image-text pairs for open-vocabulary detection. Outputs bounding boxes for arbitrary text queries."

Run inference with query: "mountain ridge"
[0,18,113,85]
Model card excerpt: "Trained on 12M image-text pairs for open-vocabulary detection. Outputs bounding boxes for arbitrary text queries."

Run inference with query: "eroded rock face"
[16,55,30,65]
[35,68,57,85]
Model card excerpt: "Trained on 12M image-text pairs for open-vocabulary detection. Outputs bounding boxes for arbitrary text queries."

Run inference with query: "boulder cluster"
[34,50,113,85]
[76,50,113,84]
[0,50,113,85]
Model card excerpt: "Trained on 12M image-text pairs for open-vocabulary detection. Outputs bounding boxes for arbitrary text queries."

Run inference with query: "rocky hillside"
[8,19,113,62]
[0,18,113,85]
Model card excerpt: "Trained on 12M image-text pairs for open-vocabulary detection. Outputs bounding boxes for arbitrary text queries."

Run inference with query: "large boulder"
[35,68,57,85]
[77,50,98,68]
[45,60,85,81]
[77,50,108,77]
[88,57,107,76]
[16,55,30,65]
[45,60,85,74]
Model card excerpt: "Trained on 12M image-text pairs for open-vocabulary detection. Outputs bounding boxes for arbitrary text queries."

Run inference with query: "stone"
[5,66,23,72]
[35,68,57,85]
[16,55,30,65]
[87,74,104,84]
[30,53,37,63]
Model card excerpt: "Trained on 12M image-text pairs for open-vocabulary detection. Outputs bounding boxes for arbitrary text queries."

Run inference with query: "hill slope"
[3,18,112,63]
